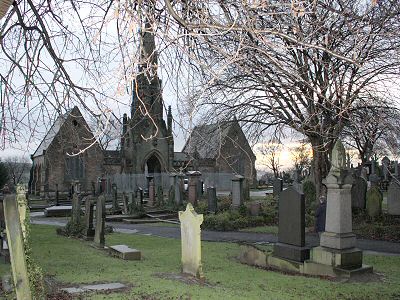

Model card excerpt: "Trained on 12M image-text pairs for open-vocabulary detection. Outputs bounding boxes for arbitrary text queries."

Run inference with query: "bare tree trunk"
[310,137,330,199]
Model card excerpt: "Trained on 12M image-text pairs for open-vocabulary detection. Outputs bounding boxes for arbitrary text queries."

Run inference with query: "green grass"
[5,224,400,299]
[239,225,279,234]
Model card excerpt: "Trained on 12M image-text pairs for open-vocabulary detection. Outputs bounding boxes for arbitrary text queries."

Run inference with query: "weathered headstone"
[157,186,164,207]
[366,186,383,218]
[273,178,283,198]
[175,174,184,205]
[108,245,141,260]
[207,187,217,213]
[148,180,155,206]
[382,156,390,181]
[273,186,309,262]
[232,175,244,208]
[360,167,368,182]
[179,204,204,280]
[351,176,367,209]
[84,197,95,240]
[3,194,32,299]
[16,186,28,238]
[94,195,106,248]
[187,171,201,206]
[112,184,119,213]
[122,192,129,214]
[369,160,380,187]
[388,181,400,215]
[71,192,81,224]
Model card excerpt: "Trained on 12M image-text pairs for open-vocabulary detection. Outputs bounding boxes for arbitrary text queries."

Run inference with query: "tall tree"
[258,140,282,178]
[165,0,400,196]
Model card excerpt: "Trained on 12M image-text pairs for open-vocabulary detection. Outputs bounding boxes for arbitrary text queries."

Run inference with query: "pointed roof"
[182,121,234,159]
[32,106,82,158]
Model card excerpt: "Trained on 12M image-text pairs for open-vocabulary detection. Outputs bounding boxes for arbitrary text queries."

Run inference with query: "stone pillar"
[207,187,217,213]
[94,195,106,248]
[369,160,380,188]
[232,175,244,208]
[71,192,81,224]
[187,171,201,206]
[175,174,184,205]
[157,186,164,207]
[148,180,155,207]
[273,178,283,198]
[179,203,204,280]
[122,192,129,215]
[111,183,119,214]
[307,140,371,274]
[84,197,95,240]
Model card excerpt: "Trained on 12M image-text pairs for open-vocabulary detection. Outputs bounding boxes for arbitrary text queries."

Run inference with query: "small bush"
[202,209,266,231]
[217,196,232,212]
[303,181,316,207]
[196,200,208,214]
[58,218,86,238]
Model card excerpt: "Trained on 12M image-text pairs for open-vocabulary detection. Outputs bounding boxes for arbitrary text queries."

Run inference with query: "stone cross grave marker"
[94,195,106,248]
[3,194,32,299]
[179,203,204,280]
[273,186,309,262]
[84,196,95,240]
[351,176,367,209]
[207,187,217,213]
[232,175,244,208]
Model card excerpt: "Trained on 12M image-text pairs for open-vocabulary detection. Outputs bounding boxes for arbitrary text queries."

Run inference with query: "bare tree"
[342,96,400,163]
[291,143,311,177]
[258,140,282,178]
[4,155,30,186]
[164,0,400,196]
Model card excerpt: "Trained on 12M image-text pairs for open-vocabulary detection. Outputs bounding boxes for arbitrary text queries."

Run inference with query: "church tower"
[121,22,174,175]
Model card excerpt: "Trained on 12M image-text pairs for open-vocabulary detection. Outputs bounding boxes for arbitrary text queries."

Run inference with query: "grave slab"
[109,244,141,260]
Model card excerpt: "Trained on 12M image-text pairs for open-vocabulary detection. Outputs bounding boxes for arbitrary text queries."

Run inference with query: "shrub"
[303,180,316,207]
[196,200,208,214]
[202,209,266,231]
[217,196,232,212]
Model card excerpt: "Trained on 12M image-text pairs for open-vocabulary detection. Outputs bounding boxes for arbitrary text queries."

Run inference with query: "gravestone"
[84,197,95,240]
[388,181,400,215]
[366,186,382,218]
[207,187,217,213]
[273,186,309,262]
[305,140,372,276]
[292,171,302,192]
[179,203,204,280]
[187,171,201,206]
[148,180,155,206]
[175,174,184,205]
[16,186,28,238]
[71,192,81,224]
[112,184,119,213]
[94,195,106,248]
[3,194,32,299]
[273,178,283,198]
[382,156,390,181]
[122,192,129,214]
[369,160,380,187]
[232,175,244,208]
[157,186,164,207]
[360,167,368,182]
[136,188,144,207]
[351,176,367,209]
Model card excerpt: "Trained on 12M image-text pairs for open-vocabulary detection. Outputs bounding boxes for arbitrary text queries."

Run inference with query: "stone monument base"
[302,246,373,278]
[320,232,357,250]
[273,243,310,262]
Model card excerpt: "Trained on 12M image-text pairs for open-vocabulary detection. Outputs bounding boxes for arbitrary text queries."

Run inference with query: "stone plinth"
[179,204,204,280]
[232,175,244,208]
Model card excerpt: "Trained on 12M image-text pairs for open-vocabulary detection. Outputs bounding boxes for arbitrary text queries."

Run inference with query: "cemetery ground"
[1,224,400,299]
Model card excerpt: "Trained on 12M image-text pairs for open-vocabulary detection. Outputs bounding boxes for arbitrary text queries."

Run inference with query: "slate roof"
[32,109,72,158]
[182,122,232,159]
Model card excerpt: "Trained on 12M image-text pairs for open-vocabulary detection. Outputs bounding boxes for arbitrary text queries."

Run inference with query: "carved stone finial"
[330,139,346,173]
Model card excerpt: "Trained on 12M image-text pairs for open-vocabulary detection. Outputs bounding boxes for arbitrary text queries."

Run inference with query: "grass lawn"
[239,225,279,234]
[2,224,400,299]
